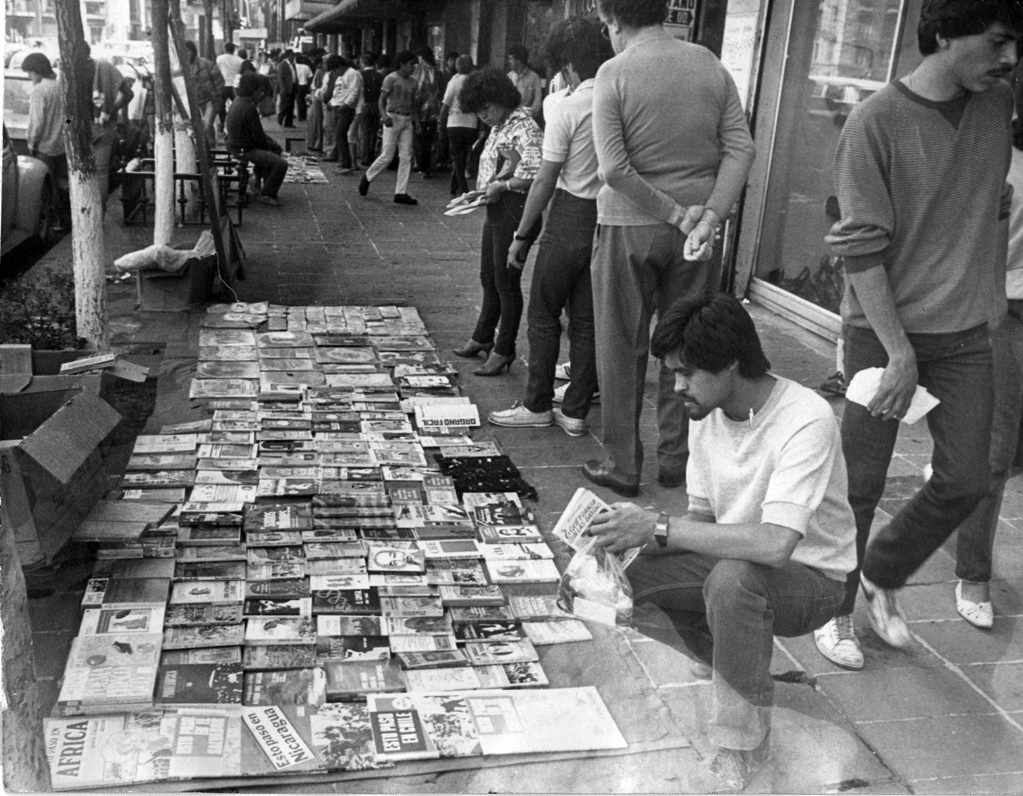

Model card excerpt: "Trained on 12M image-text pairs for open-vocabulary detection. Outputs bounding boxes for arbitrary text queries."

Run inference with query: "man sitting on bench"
[226,72,288,207]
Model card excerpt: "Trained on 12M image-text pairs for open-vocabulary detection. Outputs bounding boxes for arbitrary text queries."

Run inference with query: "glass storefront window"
[753,0,903,314]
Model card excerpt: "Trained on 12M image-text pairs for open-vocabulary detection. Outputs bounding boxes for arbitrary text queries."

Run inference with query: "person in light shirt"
[488,17,612,437]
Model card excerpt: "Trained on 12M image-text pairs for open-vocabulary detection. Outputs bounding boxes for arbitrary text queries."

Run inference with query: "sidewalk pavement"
[23,122,1023,794]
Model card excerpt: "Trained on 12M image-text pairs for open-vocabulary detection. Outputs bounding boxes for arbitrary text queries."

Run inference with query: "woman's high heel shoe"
[956,581,994,628]
[452,339,493,358]
[474,353,514,377]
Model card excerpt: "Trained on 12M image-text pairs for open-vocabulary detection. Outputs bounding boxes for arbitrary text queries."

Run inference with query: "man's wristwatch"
[513,233,531,241]
[654,513,670,547]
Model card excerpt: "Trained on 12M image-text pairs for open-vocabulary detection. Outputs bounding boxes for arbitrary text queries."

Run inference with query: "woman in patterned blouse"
[452,66,544,377]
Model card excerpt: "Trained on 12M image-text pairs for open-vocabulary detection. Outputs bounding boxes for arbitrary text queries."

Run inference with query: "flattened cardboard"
[18,391,120,483]
[0,344,32,393]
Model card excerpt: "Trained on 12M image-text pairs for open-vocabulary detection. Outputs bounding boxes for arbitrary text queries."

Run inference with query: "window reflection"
[756,0,902,313]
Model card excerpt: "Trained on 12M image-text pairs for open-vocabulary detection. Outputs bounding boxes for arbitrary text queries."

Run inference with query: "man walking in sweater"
[583,0,755,498]
[818,0,1021,669]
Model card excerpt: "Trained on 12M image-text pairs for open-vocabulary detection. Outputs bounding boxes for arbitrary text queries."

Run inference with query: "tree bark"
[221,0,234,46]
[170,0,229,273]
[152,0,176,245]
[202,0,216,60]
[0,503,51,790]
[56,0,107,351]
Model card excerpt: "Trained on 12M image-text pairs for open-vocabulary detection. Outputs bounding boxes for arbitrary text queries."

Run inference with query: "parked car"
[1,124,55,258]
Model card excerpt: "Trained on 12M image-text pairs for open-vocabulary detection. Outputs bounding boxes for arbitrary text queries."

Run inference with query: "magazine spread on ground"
[43,304,631,790]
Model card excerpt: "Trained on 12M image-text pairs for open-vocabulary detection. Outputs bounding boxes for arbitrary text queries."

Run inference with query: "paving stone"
[909,773,1023,794]
[856,714,1023,781]
[815,664,996,722]
[31,632,74,680]
[912,613,1023,664]
[958,662,1023,711]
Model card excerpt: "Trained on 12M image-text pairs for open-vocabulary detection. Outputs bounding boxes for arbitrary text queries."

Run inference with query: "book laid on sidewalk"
[322,658,406,702]
[242,667,327,707]
[45,708,243,789]
[155,662,244,709]
[53,633,162,716]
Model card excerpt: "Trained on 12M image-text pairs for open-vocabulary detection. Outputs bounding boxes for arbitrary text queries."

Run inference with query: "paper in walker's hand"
[844,367,940,425]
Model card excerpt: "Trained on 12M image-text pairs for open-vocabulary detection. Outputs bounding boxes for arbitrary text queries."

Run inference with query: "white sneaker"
[860,574,912,649]
[553,408,587,437]
[488,402,553,429]
[553,383,600,405]
[814,615,864,670]
[555,362,571,381]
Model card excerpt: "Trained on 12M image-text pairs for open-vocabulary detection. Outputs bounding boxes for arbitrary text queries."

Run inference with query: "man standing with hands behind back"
[583,0,755,500]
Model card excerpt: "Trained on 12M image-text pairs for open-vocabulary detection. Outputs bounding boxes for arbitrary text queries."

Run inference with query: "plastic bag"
[113,230,216,273]
[558,536,634,626]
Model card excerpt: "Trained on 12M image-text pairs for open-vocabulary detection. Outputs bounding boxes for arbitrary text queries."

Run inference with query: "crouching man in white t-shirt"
[589,292,856,793]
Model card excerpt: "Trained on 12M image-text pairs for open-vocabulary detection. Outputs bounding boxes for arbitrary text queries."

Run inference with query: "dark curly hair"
[21,52,56,79]
[918,0,1023,55]
[597,0,668,29]
[542,16,615,81]
[459,65,521,114]
[236,71,264,97]
[651,293,771,378]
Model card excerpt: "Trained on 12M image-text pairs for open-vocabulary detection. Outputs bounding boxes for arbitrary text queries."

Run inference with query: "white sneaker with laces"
[553,383,600,405]
[553,408,586,437]
[555,362,571,381]
[488,402,553,429]
[860,574,912,649]
[814,615,864,669]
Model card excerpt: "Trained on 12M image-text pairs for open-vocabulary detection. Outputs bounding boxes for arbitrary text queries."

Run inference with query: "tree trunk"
[0,513,51,792]
[56,0,107,351]
[202,0,216,60]
[221,0,234,45]
[152,0,176,245]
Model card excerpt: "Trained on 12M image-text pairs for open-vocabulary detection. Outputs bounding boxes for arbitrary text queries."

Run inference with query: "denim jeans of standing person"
[591,224,721,484]
[306,95,324,151]
[628,554,844,750]
[448,126,476,196]
[415,118,437,176]
[523,190,599,420]
[840,323,993,604]
[361,107,380,166]
[365,112,414,195]
[954,301,1023,583]
[243,148,288,200]
[471,191,542,358]
[329,105,356,166]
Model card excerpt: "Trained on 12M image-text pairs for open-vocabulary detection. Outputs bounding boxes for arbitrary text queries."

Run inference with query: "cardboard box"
[0,389,121,568]
[135,254,217,312]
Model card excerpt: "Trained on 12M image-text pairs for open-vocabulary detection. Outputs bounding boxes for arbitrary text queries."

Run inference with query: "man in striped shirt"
[822,0,1022,670]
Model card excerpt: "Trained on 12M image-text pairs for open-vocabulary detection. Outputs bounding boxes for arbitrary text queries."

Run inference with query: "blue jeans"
[628,554,844,750]
[471,192,542,358]
[841,324,993,603]
[242,148,288,200]
[329,105,355,166]
[523,190,599,420]
[955,302,1023,582]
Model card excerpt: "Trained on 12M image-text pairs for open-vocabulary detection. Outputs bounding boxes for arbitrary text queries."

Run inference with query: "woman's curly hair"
[459,65,521,114]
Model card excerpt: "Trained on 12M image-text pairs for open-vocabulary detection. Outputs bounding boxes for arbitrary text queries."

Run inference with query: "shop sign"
[666,0,697,40]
